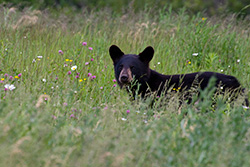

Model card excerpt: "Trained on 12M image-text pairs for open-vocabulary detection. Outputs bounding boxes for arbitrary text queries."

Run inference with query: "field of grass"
[0,6,250,167]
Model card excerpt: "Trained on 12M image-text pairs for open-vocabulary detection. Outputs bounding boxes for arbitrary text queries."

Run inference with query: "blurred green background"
[1,0,250,16]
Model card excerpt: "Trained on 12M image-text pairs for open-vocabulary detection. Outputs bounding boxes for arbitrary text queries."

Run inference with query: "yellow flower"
[84,78,87,81]
[188,61,191,64]
[37,59,41,61]
[202,17,206,21]
[1,78,4,81]
[70,60,73,62]
[79,79,83,82]
[15,76,19,79]
[178,87,181,90]
[44,93,46,94]
[173,88,176,91]
[65,59,69,62]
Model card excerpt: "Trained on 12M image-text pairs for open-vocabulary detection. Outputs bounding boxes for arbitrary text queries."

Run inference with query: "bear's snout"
[119,67,133,84]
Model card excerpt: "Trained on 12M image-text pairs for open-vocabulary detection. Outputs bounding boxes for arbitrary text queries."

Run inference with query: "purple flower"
[63,102,68,106]
[85,62,89,65]
[44,97,48,101]
[88,47,93,50]
[126,110,130,114]
[68,71,72,75]
[0,80,3,83]
[4,73,8,77]
[56,76,58,80]
[91,75,96,80]
[58,50,63,55]
[9,76,13,80]
[113,84,117,87]
[100,87,103,89]
[52,115,57,120]
[4,88,8,91]
[18,73,22,77]
[91,58,94,61]
[104,106,108,110]
[113,79,116,82]
[82,42,87,46]
[76,75,79,79]
[77,72,80,75]
[88,73,92,77]
[70,114,75,118]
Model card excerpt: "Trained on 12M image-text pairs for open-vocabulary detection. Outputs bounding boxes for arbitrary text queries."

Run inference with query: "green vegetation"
[0,6,250,167]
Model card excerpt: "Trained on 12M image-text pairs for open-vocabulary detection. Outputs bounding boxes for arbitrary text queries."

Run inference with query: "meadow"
[0,6,250,167]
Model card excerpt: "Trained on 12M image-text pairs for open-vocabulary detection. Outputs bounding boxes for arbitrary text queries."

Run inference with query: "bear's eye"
[119,65,123,70]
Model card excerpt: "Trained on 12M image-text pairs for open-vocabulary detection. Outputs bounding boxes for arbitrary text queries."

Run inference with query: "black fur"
[109,45,249,106]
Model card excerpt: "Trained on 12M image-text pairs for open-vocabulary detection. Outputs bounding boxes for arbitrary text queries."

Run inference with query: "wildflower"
[121,118,127,121]
[71,65,77,71]
[88,47,93,50]
[219,59,221,62]
[237,59,240,63]
[84,78,87,81]
[85,62,89,65]
[77,72,80,75]
[113,79,116,82]
[79,79,83,82]
[51,86,54,89]
[56,76,58,80]
[100,87,103,89]
[192,53,198,56]
[202,18,206,21]
[157,62,160,65]
[18,73,22,77]
[44,97,48,101]
[88,73,92,77]
[68,71,72,75]
[91,75,96,80]
[82,42,87,46]
[113,84,117,87]
[74,91,77,94]
[58,50,63,55]
[37,56,43,59]
[1,78,4,81]
[228,65,231,68]
[9,76,13,80]
[126,110,130,114]
[91,58,94,61]
[70,114,75,118]
[63,102,68,106]
[15,76,19,79]
[188,61,191,64]
[70,60,73,62]
[220,86,223,90]
[104,106,108,110]
[42,78,46,82]
[243,106,249,109]
[32,59,36,63]
[4,84,16,91]
[65,59,70,62]
[135,111,140,114]
[76,75,79,79]
[52,115,57,120]
[220,69,223,72]
[4,73,8,77]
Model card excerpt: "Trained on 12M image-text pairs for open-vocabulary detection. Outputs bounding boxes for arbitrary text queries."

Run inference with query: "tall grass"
[0,7,250,167]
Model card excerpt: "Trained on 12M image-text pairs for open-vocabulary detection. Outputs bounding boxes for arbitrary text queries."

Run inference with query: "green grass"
[0,7,250,167]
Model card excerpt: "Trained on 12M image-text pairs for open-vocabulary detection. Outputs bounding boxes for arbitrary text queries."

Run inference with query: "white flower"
[228,65,231,68]
[242,106,249,109]
[42,78,46,82]
[135,111,140,114]
[220,69,223,72]
[4,84,16,91]
[37,56,43,59]
[192,53,198,56]
[220,86,223,90]
[71,65,77,71]
[32,59,36,63]
[237,59,240,63]
[51,87,54,89]
[157,62,160,65]
[121,118,127,121]
[74,91,77,94]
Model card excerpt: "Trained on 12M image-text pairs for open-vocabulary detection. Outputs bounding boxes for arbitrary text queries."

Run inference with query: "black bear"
[109,45,249,107]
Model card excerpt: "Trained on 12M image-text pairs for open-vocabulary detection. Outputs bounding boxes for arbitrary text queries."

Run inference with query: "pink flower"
[88,73,92,77]
[56,76,58,80]
[91,75,96,80]
[63,102,68,106]
[58,50,63,55]
[70,114,75,118]
[0,80,3,83]
[113,84,117,87]
[126,110,130,114]
[91,58,94,61]
[76,75,79,79]
[219,59,221,62]
[4,73,8,77]
[100,87,103,89]
[68,71,72,75]
[9,76,13,80]
[18,73,22,77]
[82,42,87,46]
[113,79,116,82]
[85,62,89,65]
[52,115,57,120]
[104,106,108,110]
[88,47,93,50]
[77,72,80,75]
[4,88,8,91]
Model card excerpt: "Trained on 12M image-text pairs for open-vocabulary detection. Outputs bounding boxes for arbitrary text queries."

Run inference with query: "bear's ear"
[139,46,154,64]
[109,45,124,64]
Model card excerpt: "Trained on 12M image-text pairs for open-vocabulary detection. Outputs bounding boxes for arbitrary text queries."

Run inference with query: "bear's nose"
[121,75,128,83]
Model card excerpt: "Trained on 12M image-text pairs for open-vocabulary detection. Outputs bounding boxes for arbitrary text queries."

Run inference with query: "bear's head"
[109,45,154,88]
